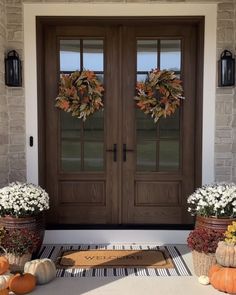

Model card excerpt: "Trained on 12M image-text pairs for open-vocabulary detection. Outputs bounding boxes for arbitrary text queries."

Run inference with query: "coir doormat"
[57,249,174,269]
[38,244,192,277]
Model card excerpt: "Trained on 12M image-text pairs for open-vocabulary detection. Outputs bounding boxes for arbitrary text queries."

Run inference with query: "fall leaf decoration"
[55,70,104,121]
[135,69,184,122]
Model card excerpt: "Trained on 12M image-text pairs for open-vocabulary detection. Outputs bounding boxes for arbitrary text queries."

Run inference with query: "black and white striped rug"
[38,244,192,277]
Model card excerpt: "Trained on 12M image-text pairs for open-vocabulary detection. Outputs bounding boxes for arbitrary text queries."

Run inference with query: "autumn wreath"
[135,68,184,122]
[55,70,104,121]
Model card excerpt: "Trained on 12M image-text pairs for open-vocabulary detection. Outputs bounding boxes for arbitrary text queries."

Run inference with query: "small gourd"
[8,273,36,295]
[24,258,56,285]
[198,275,210,285]
[0,257,9,276]
[215,241,236,267]
[208,264,236,294]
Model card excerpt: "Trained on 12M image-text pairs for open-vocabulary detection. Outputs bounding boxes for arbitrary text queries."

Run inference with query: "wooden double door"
[38,17,203,227]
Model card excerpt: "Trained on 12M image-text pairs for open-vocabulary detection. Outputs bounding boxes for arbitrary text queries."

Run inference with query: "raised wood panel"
[133,207,182,224]
[58,207,107,224]
[59,181,105,205]
[135,181,181,206]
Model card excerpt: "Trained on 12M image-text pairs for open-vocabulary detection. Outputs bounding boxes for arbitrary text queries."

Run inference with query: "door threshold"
[46,224,194,230]
[44,229,191,245]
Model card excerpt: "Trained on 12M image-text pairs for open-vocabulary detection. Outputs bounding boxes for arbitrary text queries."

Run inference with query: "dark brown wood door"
[38,18,203,227]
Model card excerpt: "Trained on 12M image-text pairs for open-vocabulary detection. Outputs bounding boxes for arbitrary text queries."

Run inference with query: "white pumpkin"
[198,275,210,285]
[24,258,56,285]
[0,271,13,289]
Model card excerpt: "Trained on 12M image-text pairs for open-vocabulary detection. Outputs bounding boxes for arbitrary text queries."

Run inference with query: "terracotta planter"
[192,250,216,276]
[195,215,236,233]
[6,252,32,272]
[0,214,45,256]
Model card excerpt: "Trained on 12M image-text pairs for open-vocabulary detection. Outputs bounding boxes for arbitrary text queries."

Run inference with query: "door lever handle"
[106,144,117,162]
[123,144,134,162]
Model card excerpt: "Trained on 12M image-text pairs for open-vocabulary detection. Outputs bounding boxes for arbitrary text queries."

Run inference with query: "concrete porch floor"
[29,244,222,295]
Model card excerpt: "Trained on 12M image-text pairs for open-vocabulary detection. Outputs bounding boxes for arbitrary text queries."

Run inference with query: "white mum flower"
[0,182,49,217]
[187,182,236,218]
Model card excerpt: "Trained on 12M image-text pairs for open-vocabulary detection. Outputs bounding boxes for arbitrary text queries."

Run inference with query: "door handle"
[123,144,134,162]
[106,144,117,162]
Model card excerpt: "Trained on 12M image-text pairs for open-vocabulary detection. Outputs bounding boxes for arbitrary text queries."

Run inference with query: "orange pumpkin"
[209,264,236,294]
[8,273,36,295]
[0,290,9,295]
[0,257,9,275]
[208,264,220,278]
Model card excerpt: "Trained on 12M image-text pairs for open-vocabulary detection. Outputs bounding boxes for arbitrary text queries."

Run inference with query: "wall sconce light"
[218,50,235,87]
[5,50,22,87]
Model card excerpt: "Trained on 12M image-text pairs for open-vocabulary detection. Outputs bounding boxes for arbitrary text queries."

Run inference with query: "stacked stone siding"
[0,0,236,187]
[0,0,8,187]
[6,0,25,184]
[215,1,235,182]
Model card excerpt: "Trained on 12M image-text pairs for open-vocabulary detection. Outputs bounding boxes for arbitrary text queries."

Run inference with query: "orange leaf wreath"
[135,69,184,122]
[55,70,104,121]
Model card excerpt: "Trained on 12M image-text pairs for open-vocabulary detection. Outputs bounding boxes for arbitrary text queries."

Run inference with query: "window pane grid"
[136,39,181,172]
[59,39,104,172]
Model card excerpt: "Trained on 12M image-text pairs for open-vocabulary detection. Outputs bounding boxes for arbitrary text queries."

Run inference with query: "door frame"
[36,16,203,229]
[24,4,217,228]
[37,16,204,188]
[24,3,217,186]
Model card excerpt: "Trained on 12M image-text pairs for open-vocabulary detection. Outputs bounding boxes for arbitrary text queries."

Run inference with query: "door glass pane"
[159,140,179,171]
[61,112,81,140]
[59,39,104,172]
[136,110,156,139]
[137,40,157,71]
[61,141,81,172]
[84,142,104,171]
[137,142,156,171]
[159,110,180,139]
[61,112,81,172]
[136,38,182,172]
[83,40,104,71]
[84,110,104,140]
[97,74,104,84]
[160,40,181,71]
[60,40,80,72]
[137,74,147,82]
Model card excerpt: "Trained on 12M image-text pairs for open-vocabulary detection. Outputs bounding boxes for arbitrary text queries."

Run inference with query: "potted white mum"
[187,182,236,232]
[0,182,49,217]
[0,182,49,256]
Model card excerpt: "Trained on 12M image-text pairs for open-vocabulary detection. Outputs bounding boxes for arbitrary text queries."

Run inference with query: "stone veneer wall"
[216,1,236,182]
[0,0,8,187]
[0,0,236,187]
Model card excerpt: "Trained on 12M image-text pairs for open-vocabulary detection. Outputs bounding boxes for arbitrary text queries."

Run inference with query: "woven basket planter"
[192,250,216,276]
[6,253,32,272]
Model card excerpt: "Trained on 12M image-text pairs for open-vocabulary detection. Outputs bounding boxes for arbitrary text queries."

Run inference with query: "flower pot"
[192,250,216,276]
[6,252,32,272]
[195,215,236,233]
[0,214,45,256]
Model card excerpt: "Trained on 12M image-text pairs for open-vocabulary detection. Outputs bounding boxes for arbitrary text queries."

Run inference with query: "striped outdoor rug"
[38,244,192,277]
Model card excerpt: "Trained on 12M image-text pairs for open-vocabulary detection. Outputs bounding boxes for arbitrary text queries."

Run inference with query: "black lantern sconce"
[218,50,235,87]
[5,50,22,87]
